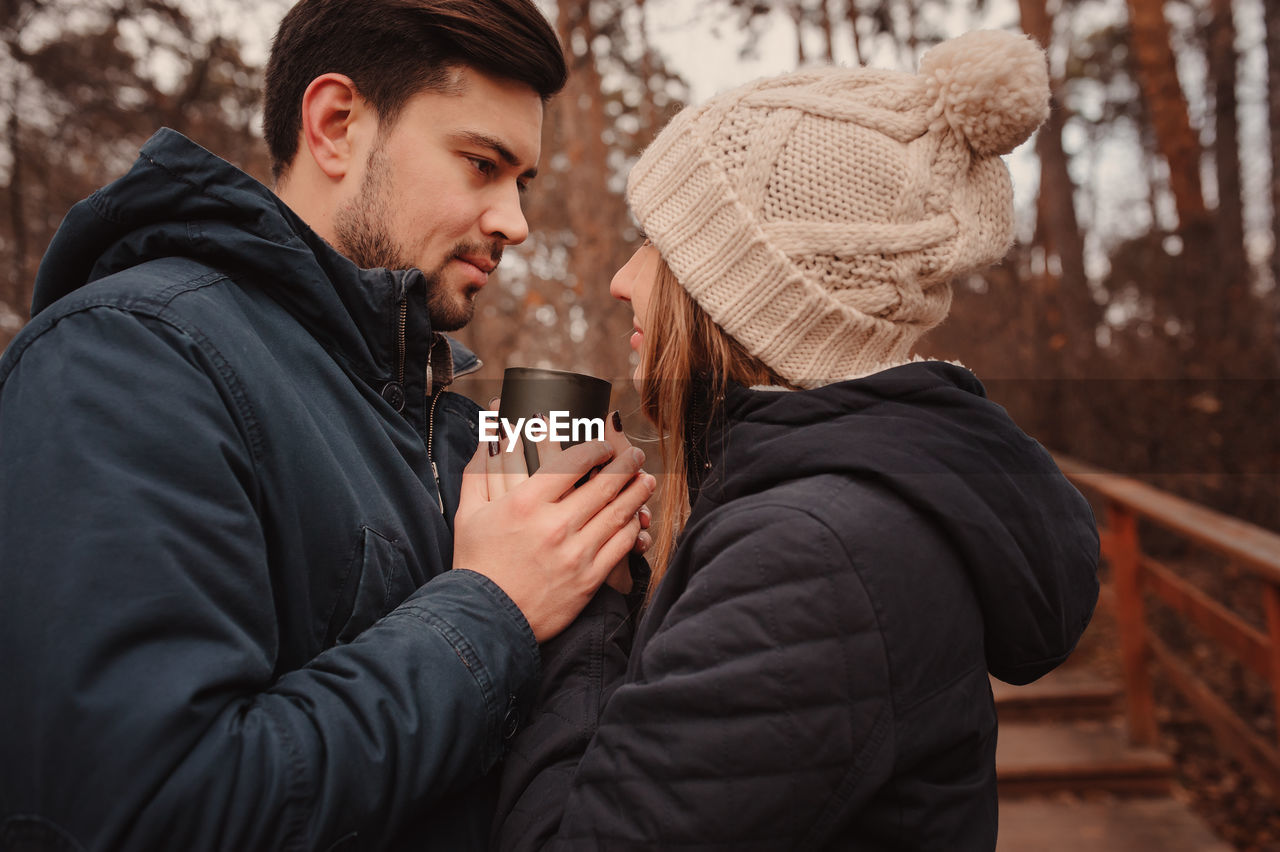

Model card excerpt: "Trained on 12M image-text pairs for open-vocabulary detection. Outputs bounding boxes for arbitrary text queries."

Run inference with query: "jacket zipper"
[396,299,407,386]
[427,383,445,516]
[425,335,445,516]
[394,287,444,515]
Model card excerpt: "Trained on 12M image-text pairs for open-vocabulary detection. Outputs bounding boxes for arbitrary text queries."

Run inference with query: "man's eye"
[517,180,530,195]
[469,157,495,176]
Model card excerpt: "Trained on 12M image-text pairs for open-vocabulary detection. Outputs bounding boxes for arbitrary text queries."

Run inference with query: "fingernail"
[630,447,645,465]
[645,473,657,491]
[640,505,651,520]
[488,440,499,457]
[611,410,623,432]
[488,396,500,409]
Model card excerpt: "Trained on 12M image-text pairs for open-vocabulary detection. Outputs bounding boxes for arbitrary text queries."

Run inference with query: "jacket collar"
[447,336,482,378]
[684,361,987,502]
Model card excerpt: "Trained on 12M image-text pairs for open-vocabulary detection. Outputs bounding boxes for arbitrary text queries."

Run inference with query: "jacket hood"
[31,128,479,379]
[695,361,1099,685]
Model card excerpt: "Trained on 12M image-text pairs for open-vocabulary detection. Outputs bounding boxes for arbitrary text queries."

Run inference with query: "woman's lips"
[630,325,643,351]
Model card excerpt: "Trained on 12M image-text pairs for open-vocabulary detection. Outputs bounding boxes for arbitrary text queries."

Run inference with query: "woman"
[490,30,1099,851]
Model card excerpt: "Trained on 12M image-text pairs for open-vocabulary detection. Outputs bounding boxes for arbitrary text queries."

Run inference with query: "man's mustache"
[452,242,504,269]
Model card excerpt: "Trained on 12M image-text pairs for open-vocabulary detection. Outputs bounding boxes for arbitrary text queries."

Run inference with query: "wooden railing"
[1057,456,1280,794]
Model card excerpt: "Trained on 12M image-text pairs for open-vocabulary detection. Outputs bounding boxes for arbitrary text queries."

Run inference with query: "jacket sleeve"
[0,307,539,851]
[493,505,895,851]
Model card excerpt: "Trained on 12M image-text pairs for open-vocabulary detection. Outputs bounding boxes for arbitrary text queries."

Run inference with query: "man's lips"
[454,254,498,288]
[458,255,497,274]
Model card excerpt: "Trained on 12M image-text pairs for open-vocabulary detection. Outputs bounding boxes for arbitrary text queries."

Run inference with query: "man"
[0,0,652,849]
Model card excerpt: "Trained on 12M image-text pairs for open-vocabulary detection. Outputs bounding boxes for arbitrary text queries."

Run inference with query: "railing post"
[1110,502,1158,746]
[1265,584,1280,751]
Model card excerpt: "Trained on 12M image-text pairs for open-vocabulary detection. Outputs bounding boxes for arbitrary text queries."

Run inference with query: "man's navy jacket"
[0,130,538,850]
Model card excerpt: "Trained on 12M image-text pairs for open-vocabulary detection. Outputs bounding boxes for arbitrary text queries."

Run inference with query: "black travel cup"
[497,367,613,474]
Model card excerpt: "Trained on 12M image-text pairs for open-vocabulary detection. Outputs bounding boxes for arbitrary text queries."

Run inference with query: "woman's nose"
[609,266,631,302]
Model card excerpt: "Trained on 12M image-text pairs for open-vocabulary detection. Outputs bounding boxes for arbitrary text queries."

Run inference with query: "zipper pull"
[431,460,445,515]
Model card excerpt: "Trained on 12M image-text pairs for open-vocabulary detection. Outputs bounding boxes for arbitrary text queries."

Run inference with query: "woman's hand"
[453,406,655,640]
[526,409,650,596]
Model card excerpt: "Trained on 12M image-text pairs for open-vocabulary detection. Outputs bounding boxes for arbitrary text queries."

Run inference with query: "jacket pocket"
[325,526,416,646]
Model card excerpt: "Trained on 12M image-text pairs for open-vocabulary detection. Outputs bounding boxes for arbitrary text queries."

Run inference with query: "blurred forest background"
[0,0,1276,533]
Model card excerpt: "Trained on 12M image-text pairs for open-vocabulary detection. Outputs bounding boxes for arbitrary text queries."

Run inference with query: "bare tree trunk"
[1135,93,1164,232]
[637,0,655,137]
[847,0,864,66]
[1019,0,1089,309]
[789,1,807,66]
[6,75,27,317]
[555,0,624,370]
[553,1,599,292]
[819,0,835,63]
[1125,0,1215,357]
[1267,0,1280,364]
[1207,0,1247,348]
[1017,0,1093,449]
[900,0,919,69]
[1125,0,1208,230]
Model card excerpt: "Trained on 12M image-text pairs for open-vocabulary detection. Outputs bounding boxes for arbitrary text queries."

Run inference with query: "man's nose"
[482,187,529,246]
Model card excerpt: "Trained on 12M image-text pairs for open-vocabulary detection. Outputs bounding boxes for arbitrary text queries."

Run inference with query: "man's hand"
[453,430,655,641]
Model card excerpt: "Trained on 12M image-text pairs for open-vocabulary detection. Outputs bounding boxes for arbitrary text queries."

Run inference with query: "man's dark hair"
[263,0,568,180]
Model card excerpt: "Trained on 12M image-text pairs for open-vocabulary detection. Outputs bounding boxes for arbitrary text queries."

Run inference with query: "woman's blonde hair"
[638,255,794,590]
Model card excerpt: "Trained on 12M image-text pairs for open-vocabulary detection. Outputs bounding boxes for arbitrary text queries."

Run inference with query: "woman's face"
[609,242,661,383]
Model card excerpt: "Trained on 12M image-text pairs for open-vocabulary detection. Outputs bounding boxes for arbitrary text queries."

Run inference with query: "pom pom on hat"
[921,30,1050,156]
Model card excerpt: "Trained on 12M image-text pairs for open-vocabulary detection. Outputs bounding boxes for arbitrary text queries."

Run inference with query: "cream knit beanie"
[626,29,1050,388]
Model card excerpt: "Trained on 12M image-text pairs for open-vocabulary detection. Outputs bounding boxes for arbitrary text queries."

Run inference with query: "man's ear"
[298,73,369,180]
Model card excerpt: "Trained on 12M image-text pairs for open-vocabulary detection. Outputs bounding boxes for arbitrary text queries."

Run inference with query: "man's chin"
[427,291,478,332]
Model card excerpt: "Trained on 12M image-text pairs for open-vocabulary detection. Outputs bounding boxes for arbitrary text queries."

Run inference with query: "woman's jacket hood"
[30,128,478,380]
[693,361,1100,685]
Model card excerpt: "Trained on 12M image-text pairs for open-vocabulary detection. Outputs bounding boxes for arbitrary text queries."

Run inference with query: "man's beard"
[333,142,501,332]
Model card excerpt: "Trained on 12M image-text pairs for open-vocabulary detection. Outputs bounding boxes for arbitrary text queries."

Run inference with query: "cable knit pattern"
[627,29,1050,388]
